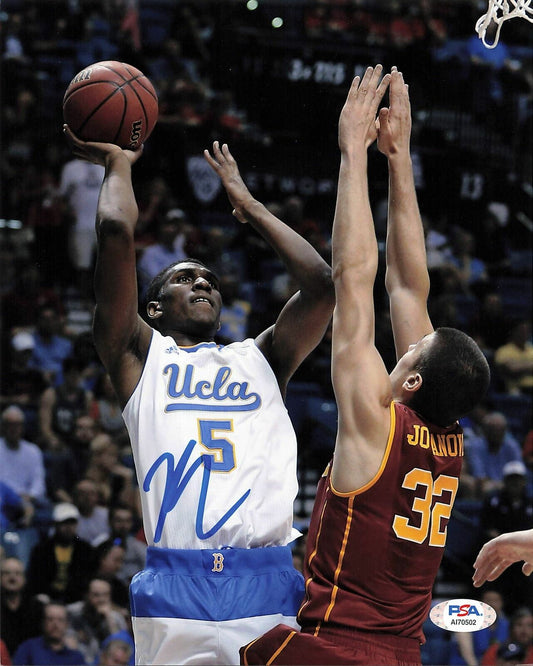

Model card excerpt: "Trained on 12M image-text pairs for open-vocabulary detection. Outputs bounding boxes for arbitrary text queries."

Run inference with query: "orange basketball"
[63,61,159,149]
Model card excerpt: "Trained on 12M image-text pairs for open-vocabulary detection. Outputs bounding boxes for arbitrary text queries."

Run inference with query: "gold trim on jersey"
[298,493,330,625]
[266,632,297,665]
[323,494,355,622]
[329,401,397,497]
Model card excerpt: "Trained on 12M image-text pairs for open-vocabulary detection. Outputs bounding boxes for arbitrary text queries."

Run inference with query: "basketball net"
[475,0,533,48]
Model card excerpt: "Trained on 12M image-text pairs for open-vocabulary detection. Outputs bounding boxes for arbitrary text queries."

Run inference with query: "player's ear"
[147,301,163,319]
[403,372,422,393]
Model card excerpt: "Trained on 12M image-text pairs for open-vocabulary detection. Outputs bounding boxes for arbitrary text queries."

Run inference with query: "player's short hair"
[145,258,212,305]
[408,327,490,427]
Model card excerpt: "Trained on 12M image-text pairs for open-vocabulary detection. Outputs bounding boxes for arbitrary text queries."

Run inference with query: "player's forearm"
[242,199,333,296]
[332,152,378,284]
[96,152,138,236]
[384,153,429,297]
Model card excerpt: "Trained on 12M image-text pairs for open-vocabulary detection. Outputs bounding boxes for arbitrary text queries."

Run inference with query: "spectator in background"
[38,357,93,450]
[85,434,135,509]
[481,607,533,665]
[0,639,11,666]
[444,226,489,297]
[67,414,99,480]
[25,166,66,288]
[0,406,47,527]
[480,461,533,541]
[466,411,524,496]
[0,557,44,657]
[66,577,128,665]
[12,602,86,666]
[58,155,104,298]
[468,292,510,357]
[89,373,126,437]
[0,332,47,439]
[133,175,176,249]
[493,641,526,665]
[97,637,133,666]
[1,264,63,331]
[137,208,188,300]
[73,478,109,545]
[94,539,130,610]
[478,461,533,613]
[0,481,27,533]
[93,504,146,585]
[217,273,251,344]
[71,331,102,392]
[494,319,533,396]
[474,202,512,279]
[26,502,97,604]
[28,305,72,387]
[449,588,509,666]
[43,413,99,505]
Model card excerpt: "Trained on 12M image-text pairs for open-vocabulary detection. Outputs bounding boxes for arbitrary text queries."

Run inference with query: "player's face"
[158,262,222,334]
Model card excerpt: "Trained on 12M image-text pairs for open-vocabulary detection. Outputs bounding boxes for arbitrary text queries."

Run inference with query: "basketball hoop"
[475,0,533,48]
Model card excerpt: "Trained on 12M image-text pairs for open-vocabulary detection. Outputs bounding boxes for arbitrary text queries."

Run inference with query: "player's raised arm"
[330,66,392,493]
[378,68,433,359]
[204,142,334,393]
[63,126,151,406]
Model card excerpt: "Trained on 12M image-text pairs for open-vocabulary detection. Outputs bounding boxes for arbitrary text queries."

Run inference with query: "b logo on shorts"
[212,552,224,572]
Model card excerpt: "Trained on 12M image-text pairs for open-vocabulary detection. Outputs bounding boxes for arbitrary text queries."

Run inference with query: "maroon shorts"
[240,624,421,666]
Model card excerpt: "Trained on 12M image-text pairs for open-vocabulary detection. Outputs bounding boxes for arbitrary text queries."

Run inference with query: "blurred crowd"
[0,1,532,664]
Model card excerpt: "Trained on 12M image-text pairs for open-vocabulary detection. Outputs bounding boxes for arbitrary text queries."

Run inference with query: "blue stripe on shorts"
[130,545,304,622]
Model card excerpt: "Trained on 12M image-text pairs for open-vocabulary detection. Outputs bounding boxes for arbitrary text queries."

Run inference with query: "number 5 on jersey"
[198,419,236,472]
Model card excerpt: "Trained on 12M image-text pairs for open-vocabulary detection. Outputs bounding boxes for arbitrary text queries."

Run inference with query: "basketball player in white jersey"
[63,128,335,665]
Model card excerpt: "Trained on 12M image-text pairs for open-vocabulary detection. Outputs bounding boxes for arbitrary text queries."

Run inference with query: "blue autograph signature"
[143,439,251,543]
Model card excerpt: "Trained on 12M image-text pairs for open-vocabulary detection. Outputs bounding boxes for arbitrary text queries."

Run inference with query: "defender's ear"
[403,372,423,393]
[147,301,163,320]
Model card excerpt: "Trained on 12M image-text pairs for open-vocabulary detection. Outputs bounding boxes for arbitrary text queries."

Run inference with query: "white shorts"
[130,545,304,665]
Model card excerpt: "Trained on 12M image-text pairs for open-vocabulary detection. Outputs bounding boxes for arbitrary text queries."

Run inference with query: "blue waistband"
[130,545,305,620]
[144,544,295,576]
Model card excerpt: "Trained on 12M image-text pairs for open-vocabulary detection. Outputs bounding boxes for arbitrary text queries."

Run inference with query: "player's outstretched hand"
[203,141,254,224]
[473,529,533,587]
[63,125,143,167]
[376,67,411,158]
[338,64,390,154]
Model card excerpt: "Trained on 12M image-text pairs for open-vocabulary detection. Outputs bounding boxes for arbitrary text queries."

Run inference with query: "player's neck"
[164,329,216,347]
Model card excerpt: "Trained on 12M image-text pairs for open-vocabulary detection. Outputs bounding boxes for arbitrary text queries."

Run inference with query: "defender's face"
[158,262,222,332]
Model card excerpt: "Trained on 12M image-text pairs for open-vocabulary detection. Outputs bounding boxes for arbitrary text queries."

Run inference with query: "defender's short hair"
[408,327,490,427]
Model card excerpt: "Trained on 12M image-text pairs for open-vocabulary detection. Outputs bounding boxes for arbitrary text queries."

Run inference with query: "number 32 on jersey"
[393,469,459,548]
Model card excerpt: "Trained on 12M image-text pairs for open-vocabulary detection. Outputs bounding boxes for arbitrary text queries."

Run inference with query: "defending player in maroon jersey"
[241,66,489,666]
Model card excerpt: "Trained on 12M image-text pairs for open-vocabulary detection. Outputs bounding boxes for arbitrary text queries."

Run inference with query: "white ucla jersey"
[123,330,299,550]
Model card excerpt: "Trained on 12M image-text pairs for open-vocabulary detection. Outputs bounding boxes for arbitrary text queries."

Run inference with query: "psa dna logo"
[430,599,497,632]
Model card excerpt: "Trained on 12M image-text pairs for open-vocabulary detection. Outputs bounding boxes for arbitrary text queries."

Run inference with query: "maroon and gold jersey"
[298,401,463,643]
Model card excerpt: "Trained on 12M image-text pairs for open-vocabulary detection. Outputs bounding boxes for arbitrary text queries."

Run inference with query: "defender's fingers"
[203,149,220,169]
[357,66,375,97]
[221,143,235,163]
[212,140,224,160]
[374,73,391,105]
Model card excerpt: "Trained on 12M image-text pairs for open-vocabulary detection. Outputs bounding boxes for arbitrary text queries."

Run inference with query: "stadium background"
[1,1,532,664]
